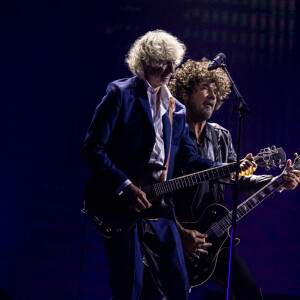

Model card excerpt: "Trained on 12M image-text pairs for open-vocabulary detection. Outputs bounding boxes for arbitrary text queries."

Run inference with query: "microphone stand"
[221,63,250,300]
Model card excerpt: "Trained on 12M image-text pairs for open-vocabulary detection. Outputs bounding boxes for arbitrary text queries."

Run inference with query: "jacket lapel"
[133,77,172,164]
[133,77,154,131]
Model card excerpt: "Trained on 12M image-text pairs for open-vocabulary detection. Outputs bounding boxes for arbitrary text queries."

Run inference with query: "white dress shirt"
[116,79,172,194]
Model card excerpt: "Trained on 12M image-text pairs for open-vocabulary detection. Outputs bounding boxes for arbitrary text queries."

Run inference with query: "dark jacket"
[173,122,272,221]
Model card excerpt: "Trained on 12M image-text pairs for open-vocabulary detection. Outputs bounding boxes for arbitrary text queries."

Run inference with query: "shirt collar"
[189,123,213,144]
[143,78,172,110]
[143,78,155,94]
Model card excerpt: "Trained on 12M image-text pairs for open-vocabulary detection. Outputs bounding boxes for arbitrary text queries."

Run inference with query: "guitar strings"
[204,168,293,238]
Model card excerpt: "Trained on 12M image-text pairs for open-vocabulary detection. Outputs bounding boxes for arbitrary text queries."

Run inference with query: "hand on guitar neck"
[123,183,152,213]
[239,153,257,176]
[281,159,300,190]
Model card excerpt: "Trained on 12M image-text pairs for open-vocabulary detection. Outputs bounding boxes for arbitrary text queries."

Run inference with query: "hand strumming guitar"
[123,183,152,213]
[176,220,212,260]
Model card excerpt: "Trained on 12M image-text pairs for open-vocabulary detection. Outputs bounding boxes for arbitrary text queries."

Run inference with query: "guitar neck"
[222,172,288,228]
[142,148,286,198]
[149,162,238,197]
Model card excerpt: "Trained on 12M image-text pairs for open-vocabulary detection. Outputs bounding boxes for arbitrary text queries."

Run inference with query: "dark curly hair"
[168,58,231,110]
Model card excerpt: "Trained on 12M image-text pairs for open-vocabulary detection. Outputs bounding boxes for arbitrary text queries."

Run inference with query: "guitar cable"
[76,204,88,300]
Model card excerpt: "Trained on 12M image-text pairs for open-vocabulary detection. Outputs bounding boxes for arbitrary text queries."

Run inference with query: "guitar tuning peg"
[295,153,299,158]
[277,159,283,169]
[271,145,278,153]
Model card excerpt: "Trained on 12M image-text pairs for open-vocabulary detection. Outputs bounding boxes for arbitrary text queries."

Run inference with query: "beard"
[187,105,213,122]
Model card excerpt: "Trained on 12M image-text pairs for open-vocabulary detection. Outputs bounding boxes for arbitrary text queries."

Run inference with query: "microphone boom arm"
[221,64,250,115]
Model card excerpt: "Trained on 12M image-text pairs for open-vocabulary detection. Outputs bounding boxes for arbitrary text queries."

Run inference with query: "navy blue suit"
[82,76,221,299]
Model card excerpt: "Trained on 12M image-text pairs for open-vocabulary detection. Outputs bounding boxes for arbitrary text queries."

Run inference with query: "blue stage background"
[1,0,300,299]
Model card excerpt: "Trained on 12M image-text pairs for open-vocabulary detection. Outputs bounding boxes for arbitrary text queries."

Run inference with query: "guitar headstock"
[254,146,286,170]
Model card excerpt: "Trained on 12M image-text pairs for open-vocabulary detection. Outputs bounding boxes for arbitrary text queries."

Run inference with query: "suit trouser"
[104,216,189,300]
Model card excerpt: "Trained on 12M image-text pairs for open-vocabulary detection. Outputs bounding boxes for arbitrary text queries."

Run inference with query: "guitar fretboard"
[143,163,237,197]
[215,168,295,233]
[141,147,286,198]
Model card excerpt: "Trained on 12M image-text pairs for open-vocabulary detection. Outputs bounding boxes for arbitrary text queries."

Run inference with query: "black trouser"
[211,248,263,300]
[141,248,263,300]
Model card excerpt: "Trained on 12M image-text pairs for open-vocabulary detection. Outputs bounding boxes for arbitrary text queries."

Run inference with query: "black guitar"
[183,153,300,288]
[86,146,286,239]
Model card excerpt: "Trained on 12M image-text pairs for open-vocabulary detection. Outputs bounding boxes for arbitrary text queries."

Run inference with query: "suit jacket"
[82,76,221,196]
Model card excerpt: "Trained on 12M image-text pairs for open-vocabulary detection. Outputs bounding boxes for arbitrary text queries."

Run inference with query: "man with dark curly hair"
[169,58,266,299]
[142,58,300,300]
[170,58,299,299]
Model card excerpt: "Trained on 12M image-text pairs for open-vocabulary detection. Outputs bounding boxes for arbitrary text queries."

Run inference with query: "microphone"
[208,53,226,71]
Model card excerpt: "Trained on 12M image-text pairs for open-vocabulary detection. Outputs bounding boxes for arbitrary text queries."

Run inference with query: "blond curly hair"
[168,58,231,110]
[126,30,186,78]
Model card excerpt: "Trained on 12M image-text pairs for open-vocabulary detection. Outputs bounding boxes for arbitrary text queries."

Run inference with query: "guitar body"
[85,164,173,238]
[182,203,239,287]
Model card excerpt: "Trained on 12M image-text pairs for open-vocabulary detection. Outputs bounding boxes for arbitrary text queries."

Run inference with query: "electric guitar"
[86,146,286,239]
[182,152,299,288]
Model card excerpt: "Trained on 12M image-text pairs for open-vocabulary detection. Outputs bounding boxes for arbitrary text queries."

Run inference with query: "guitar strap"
[161,97,176,182]
[209,124,223,202]
[209,123,220,162]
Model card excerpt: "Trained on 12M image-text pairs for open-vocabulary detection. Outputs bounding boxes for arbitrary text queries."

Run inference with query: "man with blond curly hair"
[82,31,258,299]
